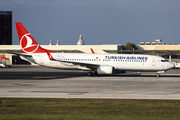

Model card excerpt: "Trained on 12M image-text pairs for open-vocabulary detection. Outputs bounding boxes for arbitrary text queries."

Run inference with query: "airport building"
[138,39,180,63]
[1,33,180,66]
[0,11,12,45]
[0,11,12,67]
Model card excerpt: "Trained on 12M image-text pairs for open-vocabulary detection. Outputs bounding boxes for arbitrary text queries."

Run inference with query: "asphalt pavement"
[1,65,180,99]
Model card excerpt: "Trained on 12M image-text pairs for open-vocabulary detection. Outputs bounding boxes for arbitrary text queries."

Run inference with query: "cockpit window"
[161,60,169,62]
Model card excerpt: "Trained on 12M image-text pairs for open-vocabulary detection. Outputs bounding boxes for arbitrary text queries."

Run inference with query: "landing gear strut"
[156,74,160,77]
[87,71,98,76]
[87,72,93,76]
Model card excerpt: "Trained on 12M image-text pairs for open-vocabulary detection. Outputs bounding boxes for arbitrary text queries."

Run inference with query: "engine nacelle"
[97,66,115,74]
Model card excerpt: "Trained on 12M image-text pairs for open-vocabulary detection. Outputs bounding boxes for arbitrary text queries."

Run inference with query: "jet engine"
[97,66,115,74]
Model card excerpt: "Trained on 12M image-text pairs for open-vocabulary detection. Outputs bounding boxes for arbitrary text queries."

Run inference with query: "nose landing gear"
[156,70,166,77]
[87,72,93,76]
[156,74,160,77]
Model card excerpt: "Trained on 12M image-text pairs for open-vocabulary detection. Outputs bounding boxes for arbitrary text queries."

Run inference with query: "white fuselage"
[25,53,174,72]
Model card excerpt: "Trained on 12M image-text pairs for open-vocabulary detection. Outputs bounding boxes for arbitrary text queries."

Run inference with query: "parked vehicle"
[0,60,6,68]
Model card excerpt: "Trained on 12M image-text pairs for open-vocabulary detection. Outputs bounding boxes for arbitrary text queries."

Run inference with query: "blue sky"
[1,0,180,45]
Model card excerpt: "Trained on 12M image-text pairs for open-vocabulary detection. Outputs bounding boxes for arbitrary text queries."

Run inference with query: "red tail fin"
[90,48,95,54]
[15,22,55,53]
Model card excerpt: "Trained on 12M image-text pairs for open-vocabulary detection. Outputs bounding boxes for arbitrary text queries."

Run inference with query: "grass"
[0,98,180,120]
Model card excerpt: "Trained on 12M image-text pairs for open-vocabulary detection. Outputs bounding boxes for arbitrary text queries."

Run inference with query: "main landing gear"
[87,71,98,76]
[88,72,93,76]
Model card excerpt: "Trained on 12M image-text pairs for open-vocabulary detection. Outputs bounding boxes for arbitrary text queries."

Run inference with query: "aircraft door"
[152,58,156,66]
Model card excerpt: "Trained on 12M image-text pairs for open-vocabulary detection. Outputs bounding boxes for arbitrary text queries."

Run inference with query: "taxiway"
[0,65,180,99]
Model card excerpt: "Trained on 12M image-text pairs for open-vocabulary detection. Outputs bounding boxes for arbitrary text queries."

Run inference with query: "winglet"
[90,48,95,54]
[46,50,55,61]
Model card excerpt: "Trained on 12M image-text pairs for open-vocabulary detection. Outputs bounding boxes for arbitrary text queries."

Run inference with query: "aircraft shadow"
[1,71,180,80]
[0,71,87,80]
[92,74,180,77]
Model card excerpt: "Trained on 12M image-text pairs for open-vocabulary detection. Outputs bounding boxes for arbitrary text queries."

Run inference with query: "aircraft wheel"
[93,71,99,76]
[156,74,160,77]
[88,72,93,76]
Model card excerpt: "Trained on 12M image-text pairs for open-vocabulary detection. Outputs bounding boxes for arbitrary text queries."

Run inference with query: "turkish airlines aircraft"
[15,22,174,76]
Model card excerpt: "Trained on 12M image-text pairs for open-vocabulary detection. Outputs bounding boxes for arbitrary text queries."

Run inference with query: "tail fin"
[90,48,95,54]
[15,22,55,53]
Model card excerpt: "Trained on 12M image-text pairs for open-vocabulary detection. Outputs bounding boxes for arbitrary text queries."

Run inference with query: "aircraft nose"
[168,62,175,69]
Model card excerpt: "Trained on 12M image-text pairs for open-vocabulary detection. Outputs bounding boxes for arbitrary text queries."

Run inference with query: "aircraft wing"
[46,51,99,69]
[58,59,99,69]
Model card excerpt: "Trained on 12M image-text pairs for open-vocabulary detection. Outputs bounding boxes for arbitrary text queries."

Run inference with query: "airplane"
[90,48,95,54]
[15,22,174,77]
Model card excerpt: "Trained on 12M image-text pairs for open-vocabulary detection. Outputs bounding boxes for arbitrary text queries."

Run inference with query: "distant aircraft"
[90,48,95,54]
[15,22,174,76]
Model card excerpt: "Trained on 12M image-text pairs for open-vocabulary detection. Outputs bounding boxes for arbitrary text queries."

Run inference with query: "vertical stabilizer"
[90,48,95,54]
[15,22,55,53]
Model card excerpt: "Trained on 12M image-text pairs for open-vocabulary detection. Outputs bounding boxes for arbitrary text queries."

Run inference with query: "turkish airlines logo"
[49,54,53,59]
[20,33,39,53]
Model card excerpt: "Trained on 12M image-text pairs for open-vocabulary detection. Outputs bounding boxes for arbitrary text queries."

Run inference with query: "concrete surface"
[1,65,180,99]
